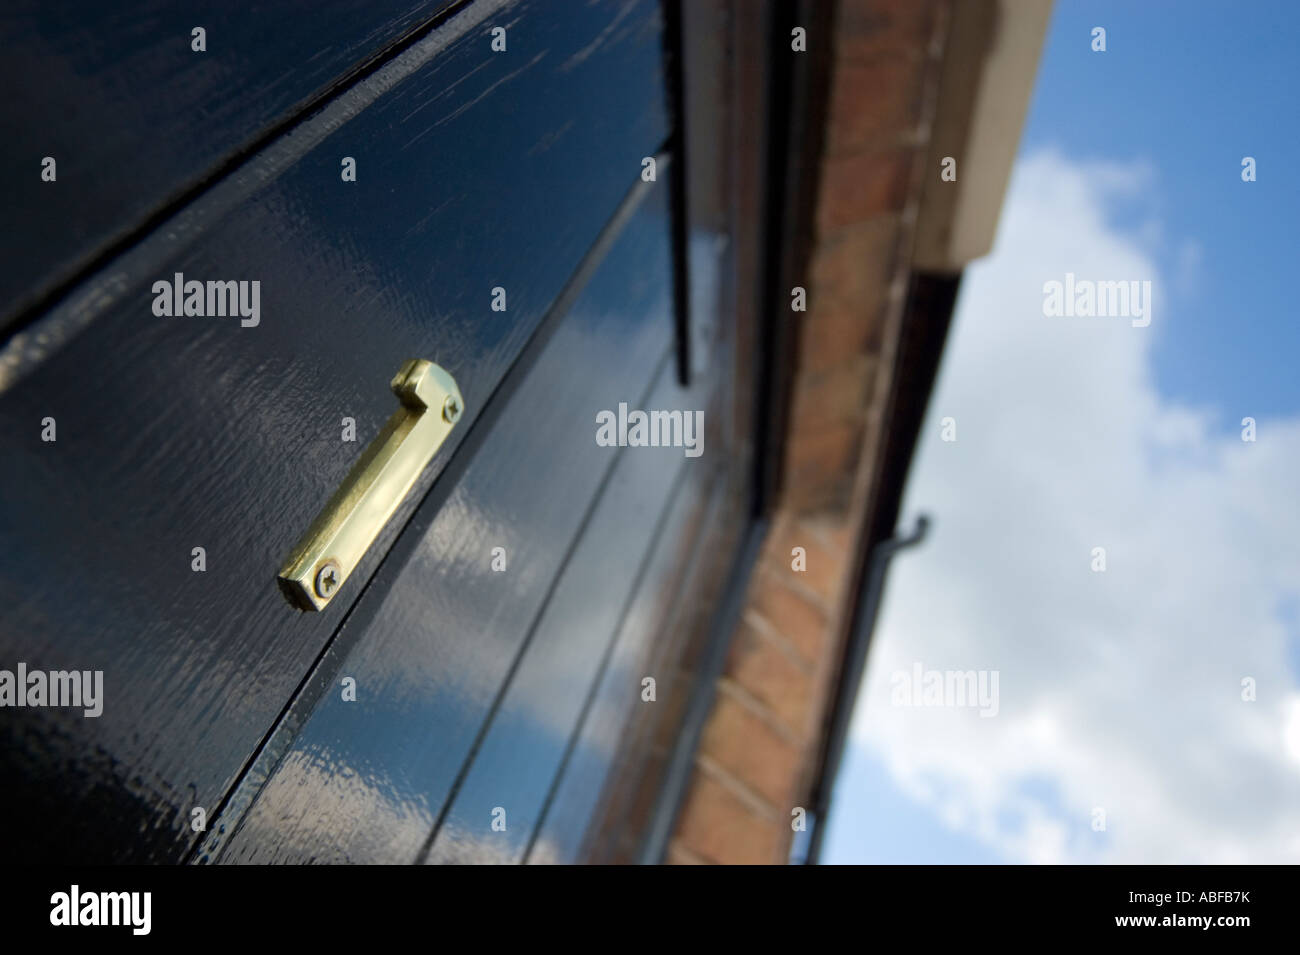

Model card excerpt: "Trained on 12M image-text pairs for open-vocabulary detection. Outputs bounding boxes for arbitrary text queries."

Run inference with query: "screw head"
[314,560,342,599]
[442,394,463,423]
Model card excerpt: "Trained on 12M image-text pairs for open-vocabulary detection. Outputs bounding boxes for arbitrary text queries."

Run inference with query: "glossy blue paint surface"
[0,0,458,329]
[219,176,685,863]
[0,0,668,863]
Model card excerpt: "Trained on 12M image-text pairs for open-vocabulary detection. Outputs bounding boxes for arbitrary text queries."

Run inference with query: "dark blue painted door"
[0,0,748,864]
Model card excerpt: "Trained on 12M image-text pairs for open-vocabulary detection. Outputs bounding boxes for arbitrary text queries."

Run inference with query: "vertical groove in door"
[415,347,675,863]
[522,461,692,861]
[664,0,692,387]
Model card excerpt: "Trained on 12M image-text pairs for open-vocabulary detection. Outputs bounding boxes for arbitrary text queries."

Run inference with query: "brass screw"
[442,394,463,423]
[314,560,342,599]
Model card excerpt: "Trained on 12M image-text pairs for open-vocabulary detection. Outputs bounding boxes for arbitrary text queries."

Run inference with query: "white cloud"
[850,148,1300,863]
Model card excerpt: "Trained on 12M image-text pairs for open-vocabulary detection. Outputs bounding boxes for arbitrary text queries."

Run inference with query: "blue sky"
[1021,0,1300,429]
[823,0,1300,865]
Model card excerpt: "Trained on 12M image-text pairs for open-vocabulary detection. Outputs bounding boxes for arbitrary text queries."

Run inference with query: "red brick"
[835,0,940,62]
[748,569,830,664]
[726,620,816,732]
[817,148,913,234]
[698,689,803,807]
[810,215,898,314]
[825,56,927,157]
[788,353,876,430]
[798,513,854,561]
[781,421,861,513]
[761,519,847,606]
[797,305,878,376]
[674,772,784,864]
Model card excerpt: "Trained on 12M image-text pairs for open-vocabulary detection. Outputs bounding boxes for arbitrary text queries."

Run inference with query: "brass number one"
[277,359,463,611]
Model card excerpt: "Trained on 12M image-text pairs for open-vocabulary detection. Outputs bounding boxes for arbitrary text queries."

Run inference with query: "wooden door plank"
[422,371,693,864]
[523,463,715,864]
[0,0,464,330]
[0,0,667,864]
[217,181,675,863]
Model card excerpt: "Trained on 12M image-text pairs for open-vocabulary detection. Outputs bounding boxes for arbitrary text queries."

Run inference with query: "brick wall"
[668,0,951,864]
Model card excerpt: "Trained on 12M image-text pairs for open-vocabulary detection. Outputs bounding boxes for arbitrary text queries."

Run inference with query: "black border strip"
[663,0,692,387]
[752,0,836,515]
